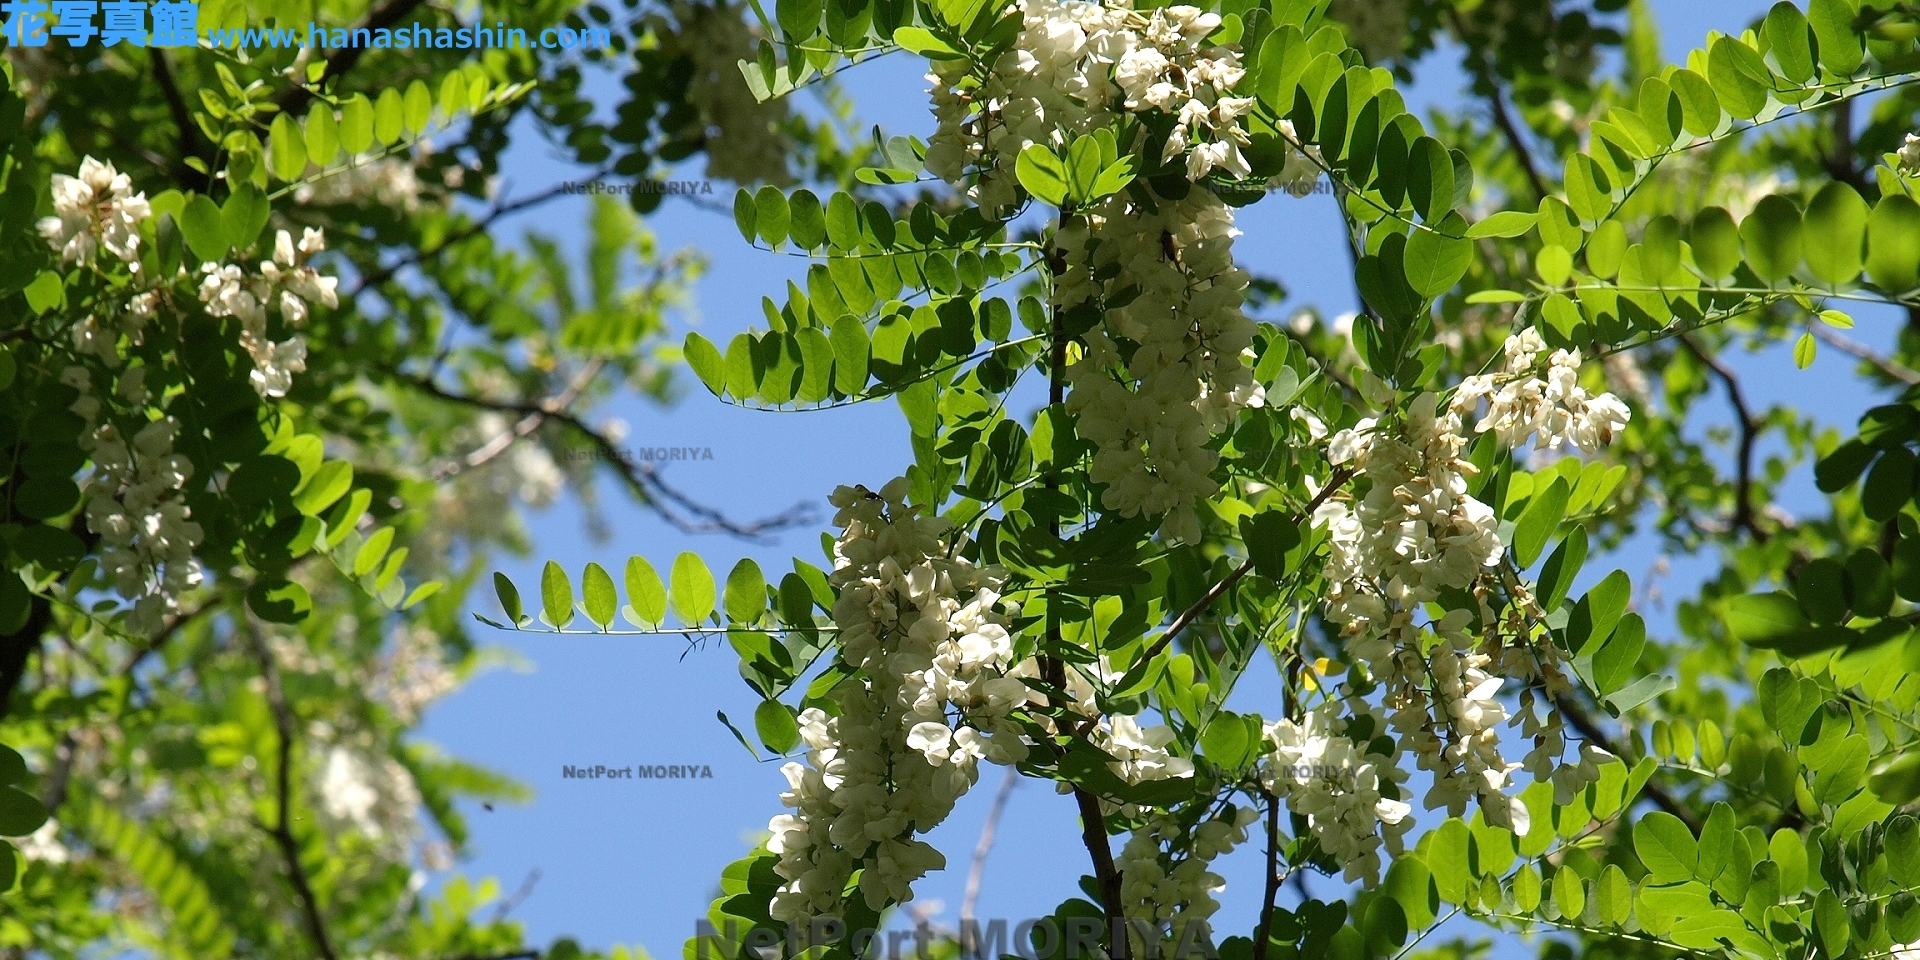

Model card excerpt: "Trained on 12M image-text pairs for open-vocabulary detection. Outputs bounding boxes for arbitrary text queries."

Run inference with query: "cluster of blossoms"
[198,227,338,397]
[651,0,794,186]
[37,156,151,267]
[924,0,1322,542]
[1900,132,1920,175]
[1260,700,1411,886]
[1308,329,1632,863]
[62,367,204,636]
[765,480,1030,922]
[1114,807,1258,956]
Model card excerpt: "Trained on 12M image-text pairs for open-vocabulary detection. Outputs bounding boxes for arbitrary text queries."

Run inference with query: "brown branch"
[348,170,610,298]
[1679,334,1768,543]
[1447,8,1549,202]
[245,622,341,960]
[275,0,432,115]
[1555,694,1702,834]
[435,359,609,479]
[1136,466,1357,671]
[960,766,1018,950]
[396,370,813,539]
[1810,324,1920,385]
[1253,789,1282,960]
[148,48,208,190]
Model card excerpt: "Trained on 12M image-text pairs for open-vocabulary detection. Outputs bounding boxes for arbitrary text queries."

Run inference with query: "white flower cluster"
[924,0,1271,209]
[37,157,150,267]
[1057,189,1262,544]
[766,479,1029,922]
[197,228,338,398]
[1454,328,1632,452]
[62,367,204,636]
[1900,132,1920,175]
[316,743,424,856]
[293,156,426,211]
[1114,807,1258,956]
[1260,702,1411,886]
[1309,329,1631,844]
[654,0,793,186]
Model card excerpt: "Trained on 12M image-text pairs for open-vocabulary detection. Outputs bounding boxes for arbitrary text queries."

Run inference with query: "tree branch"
[1679,334,1768,543]
[275,0,432,115]
[397,369,814,540]
[245,622,341,960]
[1134,467,1356,671]
[1810,324,1920,385]
[960,766,1018,953]
[1253,789,1282,960]
[1447,8,1549,202]
[149,48,208,190]
[1554,694,1702,834]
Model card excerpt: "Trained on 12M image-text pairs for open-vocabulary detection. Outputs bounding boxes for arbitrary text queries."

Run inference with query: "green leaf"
[1403,225,1472,298]
[1670,68,1721,137]
[725,559,768,624]
[1427,818,1471,904]
[788,189,825,250]
[1537,527,1589,612]
[1592,613,1647,694]
[303,106,339,168]
[732,189,757,244]
[1690,207,1742,279]
[494,572,525,624]
[1604,673,1675,715]
[541,560,575,629]
[1512,478,1571,568]
[0,746,24,787]
[826,192,862,249]
[1868,195,1920,292]
[1741,195,1803,283]
[267,112,307,182]
[685,332,728,398]
[582,562,617,629]
[249,572,315,620]
[1809,0,1864,75]
[0,787,47,843]
[1511,864,1542,913]
[1595,865,1632,926]
[294,461,353,516]
[671,553,717,625]
[373,87,405,145]
[1407,136,1453,223]
[755,699,800,753]
[1707,36,1770,120]
[1552,865,1585,919]
[339,93,375,154]
[1865,446,1916,522]
[1870,752,1920,804]
[1765,2,1815,84]
[1794,332,1817,369]
[754,186,789,248]
[1804,181,1868,286]
[1383,857,1436,929]
[181,193,227,262]
[353,526,394,577]
[1466,210,1538,239]
[402,79,433,135]
[829,314,870,395]
[1240,511,1302,582]
[625,556,667,626]
[1815,889,1850,956]
[1634,811,1698,883]
[1016,144,1069,207]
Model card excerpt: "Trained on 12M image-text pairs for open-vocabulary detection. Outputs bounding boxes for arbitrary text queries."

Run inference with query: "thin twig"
[435,359,608,479]
[1810,324,1920,384]
[1253,789,1282,960]
[245,622,341,960]
[960,766,1018,947]
[1135,467,1356,670]
[1679,334,1768,543]
[1555,694,1702,834]
[1447,8,1550,202]
[399,370,813,539]
[491,869,543,922]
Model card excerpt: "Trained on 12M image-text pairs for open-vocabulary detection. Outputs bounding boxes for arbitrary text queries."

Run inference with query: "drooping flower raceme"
[1261,701,1412,886]
[37,157,151,267]
[1115,806,1259,956]
[198,227,339,397]
[765,480,1030,922]
[1309,328,1632,858]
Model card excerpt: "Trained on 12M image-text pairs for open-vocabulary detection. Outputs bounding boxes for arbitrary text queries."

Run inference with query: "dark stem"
[1679,334,1767,543]
[149,48,209,190]
[1446,8,1550,202]
[245,622,341,960]
[1253,789,1282,960]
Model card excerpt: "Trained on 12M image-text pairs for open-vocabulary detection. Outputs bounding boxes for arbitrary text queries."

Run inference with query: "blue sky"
[411,1,1889,954]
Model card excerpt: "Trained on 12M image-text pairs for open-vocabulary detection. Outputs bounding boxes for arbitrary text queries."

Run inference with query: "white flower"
[37,157,151,266]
